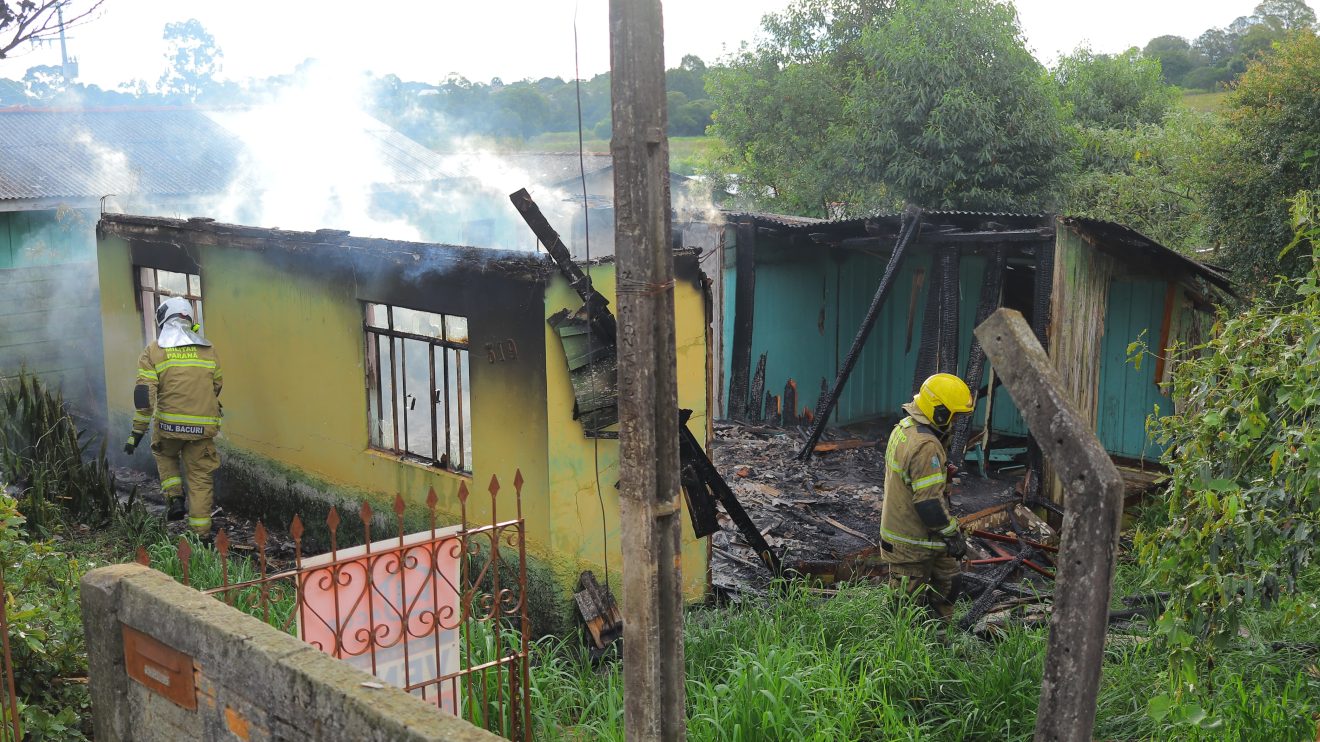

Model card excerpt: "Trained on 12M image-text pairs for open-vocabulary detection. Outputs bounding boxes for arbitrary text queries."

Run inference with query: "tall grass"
[528,576,1319,741]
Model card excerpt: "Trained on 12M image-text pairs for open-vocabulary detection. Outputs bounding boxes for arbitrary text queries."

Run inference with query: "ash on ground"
[707,420,1017,596]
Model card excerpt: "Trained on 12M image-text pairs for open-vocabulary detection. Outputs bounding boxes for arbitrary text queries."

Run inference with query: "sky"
[2,0,1315,90]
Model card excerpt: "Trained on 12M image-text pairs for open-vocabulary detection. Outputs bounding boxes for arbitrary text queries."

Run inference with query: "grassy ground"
[1181,91,1230,112]
[529,562,1320,741]
[460,132,717,175]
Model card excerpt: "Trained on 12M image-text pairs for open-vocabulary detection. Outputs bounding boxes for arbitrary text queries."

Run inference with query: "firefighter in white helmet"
[123,296,223,537]
[880,373,975,618]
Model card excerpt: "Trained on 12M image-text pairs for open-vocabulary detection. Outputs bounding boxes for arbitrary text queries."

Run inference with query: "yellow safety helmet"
[914,373,975,431]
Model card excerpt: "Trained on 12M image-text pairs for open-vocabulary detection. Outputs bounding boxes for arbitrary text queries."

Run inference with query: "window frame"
[135,265,203,344]
[363,303,472,475]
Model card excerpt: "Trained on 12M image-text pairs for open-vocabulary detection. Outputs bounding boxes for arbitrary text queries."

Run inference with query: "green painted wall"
[1097,277,1174,460]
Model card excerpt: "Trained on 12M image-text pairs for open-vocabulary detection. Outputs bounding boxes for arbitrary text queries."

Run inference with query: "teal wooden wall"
[721,227,1189,461]
[1096,277,1173,460]
[0,209,103,405]
[723,232,1033,434]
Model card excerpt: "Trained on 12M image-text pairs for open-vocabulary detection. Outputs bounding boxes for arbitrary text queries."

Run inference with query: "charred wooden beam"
[747,353,767,424]
[678,410,782,575]
[798,207,923,459]
[782,379,798,426]
[958,545,1037,631]
[728,218,758,420]
[510,188,617,344]
[935,245,960,375]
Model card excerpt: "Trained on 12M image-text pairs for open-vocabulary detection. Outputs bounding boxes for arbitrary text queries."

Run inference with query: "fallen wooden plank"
[822,516,877,546]
[812,438,873,453]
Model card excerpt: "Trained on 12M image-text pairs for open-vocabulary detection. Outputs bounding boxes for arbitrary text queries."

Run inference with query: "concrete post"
[974,309,1125,742]
[609,0,687,738]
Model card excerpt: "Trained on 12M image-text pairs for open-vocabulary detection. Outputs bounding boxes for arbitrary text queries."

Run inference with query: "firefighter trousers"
[151,436,219,535]
[888,555,961,619]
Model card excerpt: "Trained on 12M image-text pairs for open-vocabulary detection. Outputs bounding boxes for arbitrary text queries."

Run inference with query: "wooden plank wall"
[1044,225,1118,503]
[0,262,103,402]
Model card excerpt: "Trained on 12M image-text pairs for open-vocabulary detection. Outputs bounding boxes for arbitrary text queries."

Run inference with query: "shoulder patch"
[930,455,942,471]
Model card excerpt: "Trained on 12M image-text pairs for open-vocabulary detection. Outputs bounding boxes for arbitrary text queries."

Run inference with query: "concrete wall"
[81,564,499,742]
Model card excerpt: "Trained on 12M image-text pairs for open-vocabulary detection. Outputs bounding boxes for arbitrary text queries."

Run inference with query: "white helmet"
[155,296,194,330]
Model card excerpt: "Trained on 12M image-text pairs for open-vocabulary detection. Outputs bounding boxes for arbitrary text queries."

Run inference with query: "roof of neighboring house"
[732,209,1232,292]
[0,108,244,203]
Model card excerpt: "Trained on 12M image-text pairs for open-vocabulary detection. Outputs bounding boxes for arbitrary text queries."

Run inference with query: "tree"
[708,0,1065,215]
[1064,109,1224,253]
[1054,47,1178,128]
[706,0,891,214]
[1253,0,1317,32]
[21,63,62,99]
[158,18,222,101]
[844,0,1067,211]
[1144,35,1199,85]
[1204,30,1320,281]
[0,0,104,59]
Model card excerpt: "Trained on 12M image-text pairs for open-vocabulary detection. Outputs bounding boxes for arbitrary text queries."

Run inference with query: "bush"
[1137,191,1320,719]
[0,373,118,534]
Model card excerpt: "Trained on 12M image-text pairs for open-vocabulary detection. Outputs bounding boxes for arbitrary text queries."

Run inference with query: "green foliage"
[1203,30,1320,282]
[1139,199,1320,707]
[1142,0,1314,91]
[1053,47,1178,129]
[0,496,93,741]
[0,372,118,535]
[528,577,1318,740]
[707,0,1067,215]
[1064,108,1225,253]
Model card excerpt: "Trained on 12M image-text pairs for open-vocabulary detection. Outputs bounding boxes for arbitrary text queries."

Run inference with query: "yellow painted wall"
[542,258,710,601]
[98,229,551,559]
[98,221,710,602]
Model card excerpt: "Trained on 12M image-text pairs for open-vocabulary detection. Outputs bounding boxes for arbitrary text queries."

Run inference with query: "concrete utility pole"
[974,309,1125,742]
[609,0,686,739]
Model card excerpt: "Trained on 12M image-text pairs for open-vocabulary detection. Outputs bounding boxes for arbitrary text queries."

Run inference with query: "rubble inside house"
[704,418,1162,635]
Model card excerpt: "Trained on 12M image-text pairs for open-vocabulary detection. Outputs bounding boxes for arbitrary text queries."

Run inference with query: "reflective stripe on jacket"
[880,414,957,562]
[133,342,223,440]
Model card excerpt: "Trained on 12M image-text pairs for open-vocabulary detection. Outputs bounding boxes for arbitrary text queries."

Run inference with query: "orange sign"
[297,526,463,713]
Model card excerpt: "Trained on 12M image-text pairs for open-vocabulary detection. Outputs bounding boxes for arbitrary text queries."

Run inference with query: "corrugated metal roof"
[0,108,244,201]
[727,207,1230,291]
[1061,216,1234,292]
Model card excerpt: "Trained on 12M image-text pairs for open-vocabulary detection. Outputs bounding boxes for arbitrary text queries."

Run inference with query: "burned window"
[136,266,203,343]
[364,303,472,474]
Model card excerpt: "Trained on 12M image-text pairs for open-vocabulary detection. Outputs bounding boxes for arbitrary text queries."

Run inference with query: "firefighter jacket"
[880,406,958,562]
[132,342,223,441]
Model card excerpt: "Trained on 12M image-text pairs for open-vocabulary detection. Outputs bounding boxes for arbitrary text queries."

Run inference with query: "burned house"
[714,211,1232,500]
[95,214,711,601]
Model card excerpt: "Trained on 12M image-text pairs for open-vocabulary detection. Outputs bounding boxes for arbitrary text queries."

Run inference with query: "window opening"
[136,266,203,343]
[364,303,472,473]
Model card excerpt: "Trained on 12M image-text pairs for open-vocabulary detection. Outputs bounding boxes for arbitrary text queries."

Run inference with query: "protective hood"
[157,317,211,348]
[901,401,931,427]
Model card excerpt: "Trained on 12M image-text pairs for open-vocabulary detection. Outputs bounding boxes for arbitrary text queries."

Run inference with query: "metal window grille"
[364,303,472,474]
[136,266,204,344]
[134,471,531,740]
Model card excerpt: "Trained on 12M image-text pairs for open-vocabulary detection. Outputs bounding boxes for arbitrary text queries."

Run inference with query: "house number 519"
[486,339,518,363]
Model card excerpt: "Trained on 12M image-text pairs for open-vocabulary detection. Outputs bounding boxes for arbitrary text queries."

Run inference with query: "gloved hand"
[944,531,968,560]
[124,432,142,455]
[946,462,960,481]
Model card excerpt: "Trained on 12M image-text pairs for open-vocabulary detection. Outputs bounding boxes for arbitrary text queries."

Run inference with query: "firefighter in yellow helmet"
[122,297,223,538]
[880,373,975,618]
